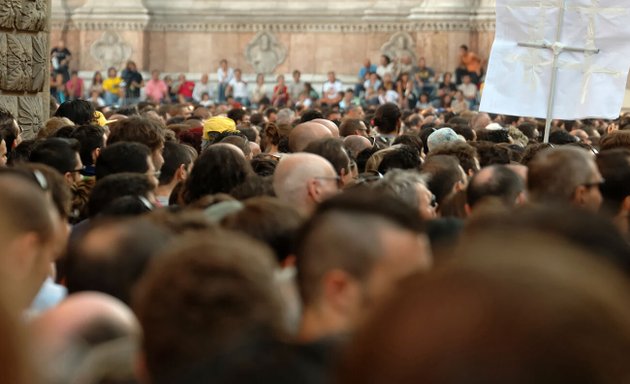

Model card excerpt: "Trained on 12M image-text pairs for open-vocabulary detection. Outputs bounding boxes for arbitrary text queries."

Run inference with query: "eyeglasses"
[582,179,605,189]
[314,176,343,189]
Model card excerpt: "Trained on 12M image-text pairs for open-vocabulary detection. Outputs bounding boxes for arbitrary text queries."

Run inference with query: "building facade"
[51,0,497,76]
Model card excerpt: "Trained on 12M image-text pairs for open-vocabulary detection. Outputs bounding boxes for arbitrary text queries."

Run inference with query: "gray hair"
[373,169,428,211]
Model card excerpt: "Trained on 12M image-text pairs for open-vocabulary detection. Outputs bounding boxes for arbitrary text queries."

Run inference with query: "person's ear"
[63,171,75,185]
[176,164,187,182]
[322,269,360,315]
[573,185,588,207]
[92,147,101,164]
[306,179,322,203]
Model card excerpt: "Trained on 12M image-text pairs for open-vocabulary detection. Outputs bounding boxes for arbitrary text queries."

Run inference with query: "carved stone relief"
[90,31,133,70]
[6,35,33,92]
[381,32,417,61]
[18,96,43,137]
[0,0,50,140]
[245,31,287,74]
[17,0,48,32]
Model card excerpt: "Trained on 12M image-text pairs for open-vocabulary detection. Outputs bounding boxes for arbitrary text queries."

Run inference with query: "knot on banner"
[551,42,566,56]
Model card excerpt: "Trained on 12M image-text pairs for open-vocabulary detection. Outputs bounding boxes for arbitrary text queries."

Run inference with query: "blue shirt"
[359,65,377,80]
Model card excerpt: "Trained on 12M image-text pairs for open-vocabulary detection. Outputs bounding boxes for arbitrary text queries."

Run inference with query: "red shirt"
[178,81,195,98]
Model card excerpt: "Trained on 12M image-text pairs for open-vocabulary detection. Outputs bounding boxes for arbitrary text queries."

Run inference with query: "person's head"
[340,118,368,137]
[87,173,156,218]
[183,144,253,204]
[30,292,140,384]
[65,218,173,303]
[600,130,630,151]
[343,135,372,159]
[0,107,21,154]
[29,138,83,185]
[374,170,437,220]
[133,232,284,383]
[16,163,72,224]
[304,138,353,187]
[158,141,193,187]
[273,153,340,215]
[288,121,333,152]
[296,188,431,341]
[466,165,526,211]
[70,124,106,168]
[420,154,468,209]
[596,149,630,218]
[428,142,480,176]
[373,103,402,135]
[0,170,64,310]
[378,145,421,174]
[95,141,154,181]
[339,230,630,384]
[528,147,603,212]
[107,116,165,170]
[55,100,97,126]
[221,197,305,264]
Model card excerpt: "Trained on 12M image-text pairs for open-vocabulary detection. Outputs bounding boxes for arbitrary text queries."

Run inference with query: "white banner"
[480,0,630,120]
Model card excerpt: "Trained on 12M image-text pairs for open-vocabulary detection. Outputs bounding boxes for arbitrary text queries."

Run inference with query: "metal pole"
[543,0,568,144]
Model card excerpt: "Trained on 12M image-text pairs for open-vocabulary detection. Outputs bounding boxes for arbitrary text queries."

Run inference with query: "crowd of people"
[0,40,621,383]
[49,40,484,112]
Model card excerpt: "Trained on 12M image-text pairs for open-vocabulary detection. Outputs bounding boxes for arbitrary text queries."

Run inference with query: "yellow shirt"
[103,77,122,94]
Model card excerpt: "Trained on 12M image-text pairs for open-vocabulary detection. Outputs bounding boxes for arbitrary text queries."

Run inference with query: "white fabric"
[480,0,630,120]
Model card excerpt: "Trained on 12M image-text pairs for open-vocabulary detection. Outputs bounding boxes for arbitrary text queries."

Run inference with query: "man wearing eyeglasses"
[29,138,84,187]
[273,153,341,216]
[528,147,603,213]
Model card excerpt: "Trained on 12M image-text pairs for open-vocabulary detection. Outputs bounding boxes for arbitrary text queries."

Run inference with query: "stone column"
[0,0,51,139]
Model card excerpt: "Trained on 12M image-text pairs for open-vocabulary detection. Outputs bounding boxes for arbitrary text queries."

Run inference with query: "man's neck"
[298,304,348,343]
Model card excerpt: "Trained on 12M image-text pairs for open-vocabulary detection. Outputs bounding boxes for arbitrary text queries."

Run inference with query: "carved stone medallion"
[245,31,287,74]
[90,31,133,70]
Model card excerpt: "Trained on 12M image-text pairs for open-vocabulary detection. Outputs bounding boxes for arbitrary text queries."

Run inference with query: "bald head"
[289,122,333,152]
[312,119,340,138]
[273,153,339,215]
[30,292,140,383]
[343,135,372,158]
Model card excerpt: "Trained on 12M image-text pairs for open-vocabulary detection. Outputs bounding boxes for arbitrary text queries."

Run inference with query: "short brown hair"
[221,197,305,263]
[133,232,283,383]
[107,116,165,152]
[600,131,630,152]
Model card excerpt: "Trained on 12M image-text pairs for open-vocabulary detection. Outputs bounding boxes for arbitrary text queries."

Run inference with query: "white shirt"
[193,81,213,102]
[229,78,249,99]
[322,80,343,101]
[217,67,234,84]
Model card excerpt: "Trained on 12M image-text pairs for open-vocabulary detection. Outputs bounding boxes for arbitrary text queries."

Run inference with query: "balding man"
[288,122,333,152]
[466,165,526,213]
[0,171,64,312]
[273,153,340,215]
[30,292,140,383]
[528,146,603,212]
[339,118,369,138]
[312,118,340,137]
[343,135,372,159]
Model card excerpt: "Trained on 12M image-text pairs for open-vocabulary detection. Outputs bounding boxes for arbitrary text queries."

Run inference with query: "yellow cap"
[94,111,108,127]
[202,116,237,140]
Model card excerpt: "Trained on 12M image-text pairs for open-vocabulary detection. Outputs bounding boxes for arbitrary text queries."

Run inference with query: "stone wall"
[51,0,496,76]
[1,0,50,139]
